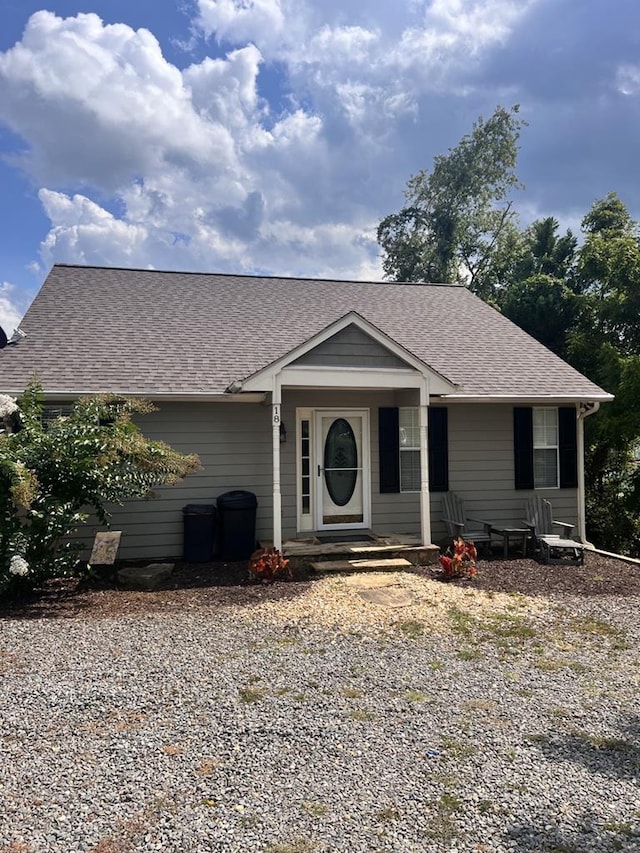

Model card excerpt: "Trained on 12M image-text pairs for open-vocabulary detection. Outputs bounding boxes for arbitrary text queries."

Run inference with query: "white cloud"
[197,0,286,46]
[617,64,640,95]
[0,282,26,335]
[38,190,151,268]
[0,10,237,188]
[5,0,619,294]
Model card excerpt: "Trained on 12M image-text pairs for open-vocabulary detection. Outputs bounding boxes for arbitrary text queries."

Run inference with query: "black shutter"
[514,407,534,490]
[558,406,578,488]
[379,407,400,493]
[428,407,448,492]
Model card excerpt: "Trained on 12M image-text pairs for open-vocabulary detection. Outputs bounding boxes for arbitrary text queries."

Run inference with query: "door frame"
[313,408,371,532]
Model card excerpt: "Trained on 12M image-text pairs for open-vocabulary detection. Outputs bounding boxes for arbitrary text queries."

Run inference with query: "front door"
[315,410,370,530]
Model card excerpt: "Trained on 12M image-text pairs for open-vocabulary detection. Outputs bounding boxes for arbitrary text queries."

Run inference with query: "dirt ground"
[1,549,638,621]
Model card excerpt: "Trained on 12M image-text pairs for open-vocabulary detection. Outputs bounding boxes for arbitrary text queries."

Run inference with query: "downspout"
[577,401,600,545]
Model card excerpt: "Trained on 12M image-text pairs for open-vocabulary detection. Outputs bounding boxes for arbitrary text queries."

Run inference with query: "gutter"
[0,390,266,403]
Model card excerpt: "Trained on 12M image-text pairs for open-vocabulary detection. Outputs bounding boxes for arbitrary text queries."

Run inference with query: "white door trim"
[313,408,371,531]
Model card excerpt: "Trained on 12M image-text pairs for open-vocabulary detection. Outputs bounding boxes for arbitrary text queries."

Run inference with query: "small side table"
[490,527,529,559]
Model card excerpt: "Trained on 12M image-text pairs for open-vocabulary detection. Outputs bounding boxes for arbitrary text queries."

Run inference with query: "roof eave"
[440,393,615,404]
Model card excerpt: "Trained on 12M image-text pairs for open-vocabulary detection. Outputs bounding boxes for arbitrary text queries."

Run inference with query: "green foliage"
[377,105,524,298]
[0,382,200,595]
[514,217,578,282]
[500,274,578,357]
[564,194,640,553]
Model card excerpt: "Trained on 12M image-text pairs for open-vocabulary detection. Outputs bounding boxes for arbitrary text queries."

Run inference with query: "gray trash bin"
[217,490,258,561]
[182,504,217,562]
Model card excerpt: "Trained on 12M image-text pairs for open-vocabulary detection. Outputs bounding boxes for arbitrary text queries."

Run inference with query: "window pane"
[534,408,558,447]
[400,449,421,491]
[399,408,420,448]
[534,448,558,488]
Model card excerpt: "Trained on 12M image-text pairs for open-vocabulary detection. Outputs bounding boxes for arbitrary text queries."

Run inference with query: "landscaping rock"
[117,563,174,590]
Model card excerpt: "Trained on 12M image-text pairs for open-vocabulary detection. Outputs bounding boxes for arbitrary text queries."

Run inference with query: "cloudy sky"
[1,0,639,333]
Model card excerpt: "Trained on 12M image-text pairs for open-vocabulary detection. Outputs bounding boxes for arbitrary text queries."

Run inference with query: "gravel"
[1,556,640,852]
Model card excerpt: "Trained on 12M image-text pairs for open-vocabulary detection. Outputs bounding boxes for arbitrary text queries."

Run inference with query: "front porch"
[261,531,440,573]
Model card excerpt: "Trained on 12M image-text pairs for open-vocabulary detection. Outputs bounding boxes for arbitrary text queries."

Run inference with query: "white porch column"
[419,377,432,546]
[576,403,586,544]
[272,375,283,551]
[577,401,599,547]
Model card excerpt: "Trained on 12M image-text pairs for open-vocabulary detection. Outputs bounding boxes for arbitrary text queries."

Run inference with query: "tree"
[377,105,525,298]
[512,216,578,283]
[0,384,200,595]
[500,274,578,357]
[567,194,640,553]
[497,217,579,356]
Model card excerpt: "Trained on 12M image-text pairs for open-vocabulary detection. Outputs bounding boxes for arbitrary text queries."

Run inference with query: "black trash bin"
[182,504,217,562]
[217,490,258,561]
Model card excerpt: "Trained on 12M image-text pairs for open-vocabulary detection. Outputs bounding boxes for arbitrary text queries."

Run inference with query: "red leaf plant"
[248,547,292,584]
[438,537,478,580]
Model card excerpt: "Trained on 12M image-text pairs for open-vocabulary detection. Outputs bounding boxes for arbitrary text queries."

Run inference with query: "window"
[300,419,311,515]
[533,407,559,488]
[514,406,576,490]
[42,406,73,428]
[399,408,421,492]
[379,406,448,494]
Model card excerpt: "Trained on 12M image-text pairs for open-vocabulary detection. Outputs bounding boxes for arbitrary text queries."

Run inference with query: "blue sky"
[1,0,639,333]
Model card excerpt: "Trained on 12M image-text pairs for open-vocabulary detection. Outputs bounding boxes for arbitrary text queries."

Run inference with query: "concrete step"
[310,557,413,574]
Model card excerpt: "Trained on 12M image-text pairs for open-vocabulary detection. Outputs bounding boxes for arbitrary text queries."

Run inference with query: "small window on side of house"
[533,407,559,488]
[399,407,420,492]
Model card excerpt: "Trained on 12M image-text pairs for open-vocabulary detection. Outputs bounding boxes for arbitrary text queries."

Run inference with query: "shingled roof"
[0,264,612,401]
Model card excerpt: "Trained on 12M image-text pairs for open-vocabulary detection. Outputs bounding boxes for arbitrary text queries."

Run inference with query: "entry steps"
[310,557,413,574]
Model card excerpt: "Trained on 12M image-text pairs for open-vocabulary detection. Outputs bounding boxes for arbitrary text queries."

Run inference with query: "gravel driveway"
[1,557,640,852]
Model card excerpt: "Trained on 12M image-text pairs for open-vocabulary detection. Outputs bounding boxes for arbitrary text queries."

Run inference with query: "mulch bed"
[1,550,638,621]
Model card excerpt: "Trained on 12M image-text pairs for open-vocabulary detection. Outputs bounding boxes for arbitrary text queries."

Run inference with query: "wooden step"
[310,557,413,574]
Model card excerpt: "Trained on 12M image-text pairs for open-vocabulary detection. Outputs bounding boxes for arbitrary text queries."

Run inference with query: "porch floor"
[260,532,440,570]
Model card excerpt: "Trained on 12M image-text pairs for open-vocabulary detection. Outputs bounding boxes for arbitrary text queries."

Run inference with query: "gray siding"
[430,404,579,542]
[292,325,412,369]
[82,401,272,560]
[77,398,579,560]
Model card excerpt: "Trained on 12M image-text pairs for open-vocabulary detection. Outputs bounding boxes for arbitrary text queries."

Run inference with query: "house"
[0,264,613,560]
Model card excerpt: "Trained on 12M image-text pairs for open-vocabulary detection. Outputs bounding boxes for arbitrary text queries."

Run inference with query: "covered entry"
[237,312,458,549]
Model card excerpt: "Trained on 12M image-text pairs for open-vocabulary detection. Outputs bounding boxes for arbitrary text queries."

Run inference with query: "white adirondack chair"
[524,496,584,565]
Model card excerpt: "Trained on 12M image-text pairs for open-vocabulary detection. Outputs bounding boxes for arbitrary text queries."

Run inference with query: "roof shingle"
[0,264,611,401]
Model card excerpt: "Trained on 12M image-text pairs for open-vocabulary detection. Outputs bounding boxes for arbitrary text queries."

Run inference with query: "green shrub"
[0,382,200,596]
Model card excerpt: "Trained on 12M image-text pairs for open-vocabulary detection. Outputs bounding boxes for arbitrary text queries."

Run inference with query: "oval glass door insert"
[323,418,358,506]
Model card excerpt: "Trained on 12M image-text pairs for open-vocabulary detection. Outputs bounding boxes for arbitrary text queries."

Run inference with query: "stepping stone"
[343,573,400,589]
[357,586,416,608]
[117,563,174,591]
[310,557,412,574]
